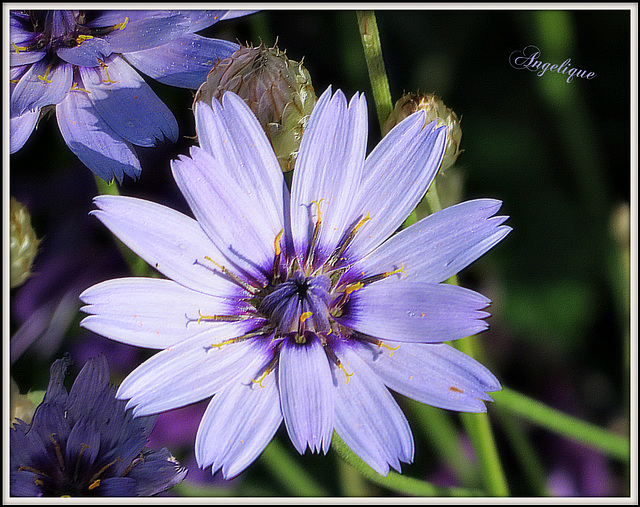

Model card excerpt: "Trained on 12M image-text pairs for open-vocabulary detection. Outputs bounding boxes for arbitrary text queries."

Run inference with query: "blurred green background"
[9,8,632,497]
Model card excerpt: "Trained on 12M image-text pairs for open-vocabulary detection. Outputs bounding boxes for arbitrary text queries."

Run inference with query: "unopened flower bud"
[195,43,318,172]
[10,197,40,289]
[10,377,37,426]
[383,93,462,171]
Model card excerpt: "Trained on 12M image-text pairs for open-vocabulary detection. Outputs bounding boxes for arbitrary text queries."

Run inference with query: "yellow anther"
[207,337,238,350]
[353,212,371,233]
[300,311,313,323]
[70,82,91,94]
[88,479,101,490]
[378,341,400,357]
[338,362,354,384]
[274,229,284,256]
[99,62,116,84]
[37,64,53,84]
[344,282,364,296]
[311,198,325,222]
[114,17,129,31]
[252,369,270,388]
[384,262,407,279]
[12,42,29,54]
[77,35,94,44]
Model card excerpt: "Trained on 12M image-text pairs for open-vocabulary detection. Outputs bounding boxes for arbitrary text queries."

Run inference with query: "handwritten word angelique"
[509,45,597,83]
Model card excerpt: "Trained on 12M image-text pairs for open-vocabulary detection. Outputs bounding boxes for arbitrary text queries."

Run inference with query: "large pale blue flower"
[10,355,187,496]
[79,87,511,478]
[9,9,254,182]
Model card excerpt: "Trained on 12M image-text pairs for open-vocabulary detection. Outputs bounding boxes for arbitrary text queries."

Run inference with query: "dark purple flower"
[10,355,187,497]
[9,9,254,182]
[79,87,511,478]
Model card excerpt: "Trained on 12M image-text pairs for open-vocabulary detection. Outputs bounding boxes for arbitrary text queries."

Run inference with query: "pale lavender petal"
[56,87,141,183]
[57,36,112,67]
[278,335,335,454]
[79,277,248,349]
[336,281,491,343]
[79,55,178,147]
[171,146,282,286]
[220,10,259,21]
[10,109,39,153]
[90,195,245,297]
[333,342,414,475]
[196,362,282,479]
[118,329,270,416]
[356,341,501,412]
[11,58,72,116]
[290,88,368,268]
[342,116,448,262]
[194,95,289,241]
[344,199,511,285]
[124,34,239,89]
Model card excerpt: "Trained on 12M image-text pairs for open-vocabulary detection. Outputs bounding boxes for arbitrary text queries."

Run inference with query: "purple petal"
[65,417,101,470]
[336,281,491,343]
[196,363,283,479]
[344,199,511,285]
[356,341,500,412]
[221,10,259,20]
[57,36,112,67]
[333,342,414,475]
[11,58,72,116]
[342,116,448,262]
[171,146,283,286]
[278,334,335,454]
[118,328,270,416]
[80,277,249,349]
[101,13,192,53]
[56,87,141,182]
[290,88,368,269]
[90,195,246,297]
[10,12,46,66]
[78,55,178,147]
[10,109,39,153]
[124,34,239,89]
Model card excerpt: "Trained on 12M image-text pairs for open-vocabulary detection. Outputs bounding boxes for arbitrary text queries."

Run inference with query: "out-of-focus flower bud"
[10,377,37,426]
[383,92,462,172]
[195,43,318,172]
[10,197,40,289]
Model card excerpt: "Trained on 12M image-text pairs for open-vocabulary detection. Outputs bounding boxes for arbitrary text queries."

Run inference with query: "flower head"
[10,355,187,496]
[80,87,511,478]
[9,9,254,182]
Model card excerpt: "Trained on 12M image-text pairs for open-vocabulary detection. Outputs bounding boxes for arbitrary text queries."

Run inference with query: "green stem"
[493,387,630,461]
[332,433,483,497]
[260,438,327,496]
[356,11,393,132]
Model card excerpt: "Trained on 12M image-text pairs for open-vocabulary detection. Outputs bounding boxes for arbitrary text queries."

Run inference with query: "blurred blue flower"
[9,9,255,182]
[79,87,511,478]
[10,355,187,497]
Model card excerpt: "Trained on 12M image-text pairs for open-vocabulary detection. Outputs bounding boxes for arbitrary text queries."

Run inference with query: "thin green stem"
[260,437,327,496]
[332,433,483,497]
[356,11,393,132]
[493,387,630,461]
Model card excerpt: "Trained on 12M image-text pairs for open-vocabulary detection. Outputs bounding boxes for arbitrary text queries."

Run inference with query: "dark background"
[9,9,632,497]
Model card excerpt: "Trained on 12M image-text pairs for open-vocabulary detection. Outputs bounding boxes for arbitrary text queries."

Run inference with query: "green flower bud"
[195,43,318,172]
[10,197,40,289]
[382,93,462,171]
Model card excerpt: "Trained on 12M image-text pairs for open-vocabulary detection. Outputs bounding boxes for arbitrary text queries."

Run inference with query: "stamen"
[305,199,324,270]
[99,61,116,84]
[323,345,354,384]
[70,82,91,94]
[338,362,354,384]
[49,434,65,470]
[378,341,400,357]
[251,356,278,388]
[344,282,364,296]
[122,452,145,476]
[196,309,247,324]
[203,329,267,352]
[88,479,101,490]
[37,63,53,84]
[272,229,284,281]
[299,311,313,323]
[88,457,120,486]
[113,17,129,31]
[76,34,94,44]
[12,42,29,54]
[347,262,407,289]
[204,256,261,295]
[326,212,371,267]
